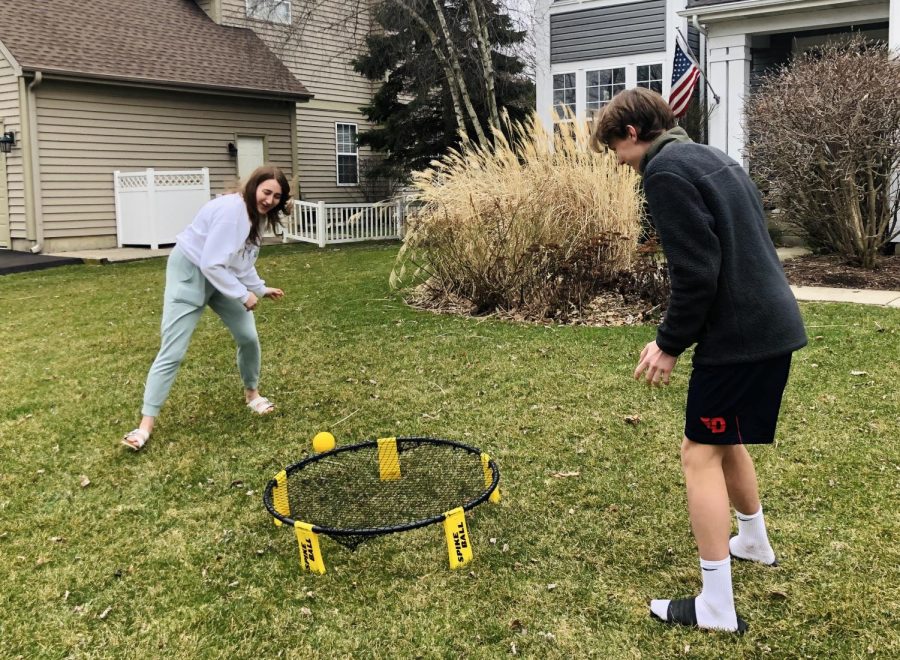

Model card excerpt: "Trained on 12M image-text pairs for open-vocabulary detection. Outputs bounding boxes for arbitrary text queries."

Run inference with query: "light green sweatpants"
[142,247,261,417]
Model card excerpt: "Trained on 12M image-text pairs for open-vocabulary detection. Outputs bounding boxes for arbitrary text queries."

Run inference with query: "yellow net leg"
[294,522,326,575]
[377,437,401,481]
[481,453,501,504]
[443,507,473,569]
[272,470,290,526]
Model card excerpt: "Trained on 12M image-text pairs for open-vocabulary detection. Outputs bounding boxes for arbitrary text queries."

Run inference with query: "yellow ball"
[312,431,336,453]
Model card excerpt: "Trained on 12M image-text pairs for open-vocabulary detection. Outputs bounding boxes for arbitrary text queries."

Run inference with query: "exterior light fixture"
[0,131,15,153]
[227,142,238,157]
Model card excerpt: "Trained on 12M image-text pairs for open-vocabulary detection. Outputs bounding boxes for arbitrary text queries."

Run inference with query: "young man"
[592,88,807,633]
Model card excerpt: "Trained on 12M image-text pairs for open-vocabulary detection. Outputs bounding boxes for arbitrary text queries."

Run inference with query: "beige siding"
[216,1,379,202]
[295,106,375,203]
[218,0,375,106]
[194,0,220,21]
[34,80,294,250]
[0,47,22,246]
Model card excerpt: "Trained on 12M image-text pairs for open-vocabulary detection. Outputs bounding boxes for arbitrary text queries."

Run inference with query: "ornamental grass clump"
[745,37,900,267]
[391,114,645,319]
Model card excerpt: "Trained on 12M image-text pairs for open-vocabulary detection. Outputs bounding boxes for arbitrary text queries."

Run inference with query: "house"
[535,1,699,133]
[195,1,380,203]
[535,0,900,164]
[0,0,378,253]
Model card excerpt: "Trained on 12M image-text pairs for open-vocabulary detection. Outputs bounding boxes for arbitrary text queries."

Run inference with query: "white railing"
[283,200,404,247]
[114,168,210,249]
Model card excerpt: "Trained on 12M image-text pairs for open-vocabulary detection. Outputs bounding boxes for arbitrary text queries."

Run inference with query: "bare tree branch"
[427,0,490,145]
[467,0,501,132]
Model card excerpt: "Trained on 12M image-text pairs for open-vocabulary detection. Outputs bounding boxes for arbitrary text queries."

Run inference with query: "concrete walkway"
[48,246,173,263]
[47,236,286,263]
[791,285,900,308]
[773,247,900,307]
[37,244,900,308]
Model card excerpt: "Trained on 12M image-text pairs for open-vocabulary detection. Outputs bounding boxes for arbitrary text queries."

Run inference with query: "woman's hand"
[263,287,285,300]
[244,292,259,311]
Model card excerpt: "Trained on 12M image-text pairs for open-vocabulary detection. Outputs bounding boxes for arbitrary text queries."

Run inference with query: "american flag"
[669,40,700,118]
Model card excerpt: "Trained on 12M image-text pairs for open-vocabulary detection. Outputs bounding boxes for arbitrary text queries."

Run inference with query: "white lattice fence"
[114,168,210,249]
[283,200,404,247]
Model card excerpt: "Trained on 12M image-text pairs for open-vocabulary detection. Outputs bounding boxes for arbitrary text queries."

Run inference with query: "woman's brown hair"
[590,88,676,152]
[242,165,291,245]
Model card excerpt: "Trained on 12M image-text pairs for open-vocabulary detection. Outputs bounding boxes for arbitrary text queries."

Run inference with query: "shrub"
[390,114,646,320]
[745,38,900,267]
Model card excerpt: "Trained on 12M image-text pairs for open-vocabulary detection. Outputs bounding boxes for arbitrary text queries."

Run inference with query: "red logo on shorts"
[701,417,727,434]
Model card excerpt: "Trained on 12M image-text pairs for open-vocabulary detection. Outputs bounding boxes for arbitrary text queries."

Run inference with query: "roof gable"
[0,0,311,100]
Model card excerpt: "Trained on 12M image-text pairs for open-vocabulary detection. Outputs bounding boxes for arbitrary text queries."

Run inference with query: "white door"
[237,136,265,180]
[236,136,274,236]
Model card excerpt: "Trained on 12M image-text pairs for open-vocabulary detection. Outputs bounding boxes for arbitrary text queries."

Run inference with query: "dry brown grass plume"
[390,113,645,320]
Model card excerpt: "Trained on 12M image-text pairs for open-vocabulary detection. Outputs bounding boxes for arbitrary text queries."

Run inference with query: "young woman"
[122,165,291,451]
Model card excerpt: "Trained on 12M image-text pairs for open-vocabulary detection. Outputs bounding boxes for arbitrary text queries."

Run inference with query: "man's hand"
[263,287,285,300]
[634,340,677,387]
[243,292,259,311]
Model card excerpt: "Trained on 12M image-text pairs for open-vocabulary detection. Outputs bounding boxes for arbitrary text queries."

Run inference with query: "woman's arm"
[199,208,253,302]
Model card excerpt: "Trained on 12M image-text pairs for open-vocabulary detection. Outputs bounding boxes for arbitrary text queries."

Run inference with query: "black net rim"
[262,436,500,538]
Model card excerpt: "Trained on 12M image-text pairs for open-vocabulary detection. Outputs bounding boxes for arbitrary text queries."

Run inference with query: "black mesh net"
[267,437,499,549]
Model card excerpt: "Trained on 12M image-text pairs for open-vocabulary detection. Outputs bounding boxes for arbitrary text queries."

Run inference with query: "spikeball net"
[263,436,501,574]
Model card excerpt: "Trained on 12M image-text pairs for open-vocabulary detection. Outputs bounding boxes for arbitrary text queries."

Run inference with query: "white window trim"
[635,62,664,92]
[549,52,668,123]
[585,66,626,120]
[245,0,291,25]
[552,70,578,122]
[335,122,359,187]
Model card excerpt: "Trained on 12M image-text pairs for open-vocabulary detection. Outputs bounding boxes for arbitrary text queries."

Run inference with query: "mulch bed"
[781,253,900,290]
[406,286,664,327]
[406,252,900,328]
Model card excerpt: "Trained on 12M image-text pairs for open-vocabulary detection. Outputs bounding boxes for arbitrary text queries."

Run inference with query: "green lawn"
[0,242,897,658]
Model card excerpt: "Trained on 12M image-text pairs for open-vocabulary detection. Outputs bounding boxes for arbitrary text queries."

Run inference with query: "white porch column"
[706,33,751,166]
[891,0,900,54]
[534,0,553,133]
[665,0,689,97]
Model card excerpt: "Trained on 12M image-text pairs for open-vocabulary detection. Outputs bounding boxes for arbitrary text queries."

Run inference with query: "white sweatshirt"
[176,193,266,303]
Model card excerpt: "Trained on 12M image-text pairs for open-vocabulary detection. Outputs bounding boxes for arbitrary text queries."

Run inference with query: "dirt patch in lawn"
[782,253,900,290]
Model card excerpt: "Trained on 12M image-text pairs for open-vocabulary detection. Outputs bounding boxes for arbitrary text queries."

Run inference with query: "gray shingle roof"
[0,0,311,100]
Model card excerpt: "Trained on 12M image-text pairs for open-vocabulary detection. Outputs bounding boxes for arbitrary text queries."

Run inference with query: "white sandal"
[122,428,150,451]
[247,396,275,415]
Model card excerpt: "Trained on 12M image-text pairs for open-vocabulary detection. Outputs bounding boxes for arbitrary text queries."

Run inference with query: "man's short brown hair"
[590,88,676,152]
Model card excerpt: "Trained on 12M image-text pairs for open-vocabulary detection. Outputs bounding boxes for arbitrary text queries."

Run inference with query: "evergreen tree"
[353,0,534,183]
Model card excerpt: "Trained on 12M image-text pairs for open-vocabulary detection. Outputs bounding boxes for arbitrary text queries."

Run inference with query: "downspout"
[692,15,704,35]
[692,15,711,145]
[23,71,44,253]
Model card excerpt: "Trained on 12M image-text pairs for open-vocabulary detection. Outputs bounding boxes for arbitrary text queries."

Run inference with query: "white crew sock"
[650,557,739,631]
[730,506,777,565]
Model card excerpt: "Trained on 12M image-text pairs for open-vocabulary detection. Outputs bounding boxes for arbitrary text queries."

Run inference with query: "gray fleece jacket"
[640,128,807,365]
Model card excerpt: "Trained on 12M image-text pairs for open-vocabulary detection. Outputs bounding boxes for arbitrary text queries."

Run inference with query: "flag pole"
[676,27,720,105]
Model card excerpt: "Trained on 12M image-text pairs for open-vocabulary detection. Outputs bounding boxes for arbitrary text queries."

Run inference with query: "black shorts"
[684,354,793,445]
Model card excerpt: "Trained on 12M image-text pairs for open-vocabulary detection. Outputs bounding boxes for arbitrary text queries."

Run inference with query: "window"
[336,123,359,186]
[586,67,625,119]
[636,64,663,94]
[552,73,576,119]
[245,0,291,25]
